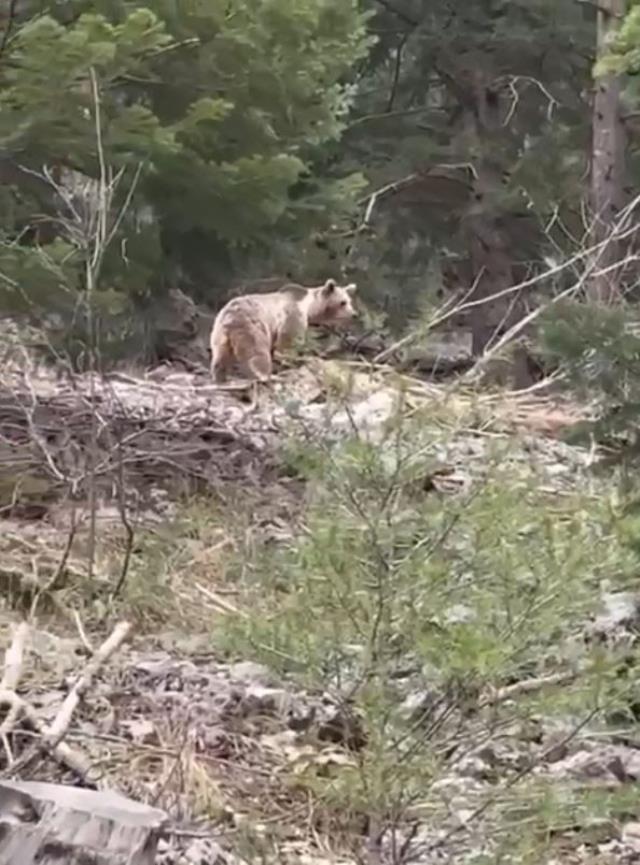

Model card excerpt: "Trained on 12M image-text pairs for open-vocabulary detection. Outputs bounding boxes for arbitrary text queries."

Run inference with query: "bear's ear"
[322,278,337,295]
[345,283,357,294]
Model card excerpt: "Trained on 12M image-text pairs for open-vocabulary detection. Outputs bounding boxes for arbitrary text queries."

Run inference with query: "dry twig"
[45,621,132,753]
[0,619,132,785]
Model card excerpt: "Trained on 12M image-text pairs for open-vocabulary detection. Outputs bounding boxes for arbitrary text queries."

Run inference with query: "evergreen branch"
[422,708,600,858]
[0,0,18,60]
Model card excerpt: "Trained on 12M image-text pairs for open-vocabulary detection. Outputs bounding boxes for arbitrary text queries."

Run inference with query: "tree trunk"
[464,207,531,388]
[590,0,627,303]
[452,62,532,386]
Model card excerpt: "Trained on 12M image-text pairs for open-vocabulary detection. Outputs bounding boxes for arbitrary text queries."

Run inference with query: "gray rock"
[227,661,277,686]
[601,591,640,626]
[587,591,640,645]
[399,690,439,722]
[622,821,640,852]
[546,744,640,784]
[157,835,232,865]
[443,604,476,624]
[241,685,294,717]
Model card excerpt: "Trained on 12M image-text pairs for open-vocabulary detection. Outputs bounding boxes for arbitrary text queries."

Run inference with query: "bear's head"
[307,278,357,325]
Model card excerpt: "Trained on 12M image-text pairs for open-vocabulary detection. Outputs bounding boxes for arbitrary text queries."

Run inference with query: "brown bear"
[209,278,357,383]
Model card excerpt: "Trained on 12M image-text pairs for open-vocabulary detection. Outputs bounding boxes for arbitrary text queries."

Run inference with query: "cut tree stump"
[0,780,167,864]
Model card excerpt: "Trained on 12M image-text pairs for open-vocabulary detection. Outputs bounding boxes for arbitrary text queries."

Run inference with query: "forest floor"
[0,339,639,865]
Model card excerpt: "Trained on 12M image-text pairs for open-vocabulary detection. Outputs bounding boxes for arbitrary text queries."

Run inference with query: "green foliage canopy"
[0,0,372,355]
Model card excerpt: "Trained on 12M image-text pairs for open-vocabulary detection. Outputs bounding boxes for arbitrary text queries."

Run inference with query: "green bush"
[211,410,637,850]
[540,300,640,462]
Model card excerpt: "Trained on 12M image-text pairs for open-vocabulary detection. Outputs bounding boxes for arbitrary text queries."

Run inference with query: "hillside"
[0,339,638,865]
[4,1,640,861]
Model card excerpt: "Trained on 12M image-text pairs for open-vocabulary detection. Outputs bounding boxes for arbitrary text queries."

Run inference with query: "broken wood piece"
[0,624,31,745]
[1,622,28,693]
[0,620,132,784]
[480,670,577,708]
[45,620,132,751]
[0,779,167,864]
[194,582,248,618]
[0,688,94,783]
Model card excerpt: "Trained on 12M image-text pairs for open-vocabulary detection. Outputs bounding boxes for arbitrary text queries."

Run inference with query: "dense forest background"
[5,6,640,861]
[1,0,640,384]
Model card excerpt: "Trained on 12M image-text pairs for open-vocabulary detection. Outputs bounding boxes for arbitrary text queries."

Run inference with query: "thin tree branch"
[44,621,132,753]
[387,34,409,112]
[373,189,640,364]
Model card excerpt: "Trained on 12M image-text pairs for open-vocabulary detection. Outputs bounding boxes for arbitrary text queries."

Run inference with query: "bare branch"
[373,267,486,363]
[362,173,420,226]
[71,609,94,654]
[373,189,640,365]
[387,33,409,113]
[480,670,577,708]
[44,621,132,753]
[358,164,477,229]
[110,443,135,600]
[44,510,78,593]
[463,190,640,380]
[500,74,559,126]
[89,67,108,277]
[1,623,28,692]
[0,625,96,782]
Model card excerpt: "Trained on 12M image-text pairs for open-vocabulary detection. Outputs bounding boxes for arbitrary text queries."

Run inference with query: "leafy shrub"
[212,410,637,852]
[540,300,640,462]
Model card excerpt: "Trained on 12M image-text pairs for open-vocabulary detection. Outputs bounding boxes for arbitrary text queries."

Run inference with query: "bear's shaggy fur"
[209,278,357,382]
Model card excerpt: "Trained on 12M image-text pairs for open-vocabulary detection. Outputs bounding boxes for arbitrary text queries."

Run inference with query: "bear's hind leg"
[232,333,273,383]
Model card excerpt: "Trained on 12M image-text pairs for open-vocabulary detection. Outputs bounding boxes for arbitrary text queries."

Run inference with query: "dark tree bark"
[590,0,627,303]
[452,62,532,386]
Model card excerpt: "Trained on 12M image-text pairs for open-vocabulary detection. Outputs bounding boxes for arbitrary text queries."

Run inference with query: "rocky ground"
[0,337,639,864]
[9,603,640,865]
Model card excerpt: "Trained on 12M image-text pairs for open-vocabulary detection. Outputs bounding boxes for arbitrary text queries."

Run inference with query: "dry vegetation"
[0,333,639,865]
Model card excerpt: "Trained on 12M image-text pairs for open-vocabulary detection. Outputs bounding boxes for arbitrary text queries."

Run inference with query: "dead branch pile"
[0,621,174,864]
[0,620,132,783]
[0,359,281,519]
[0,337,594,526]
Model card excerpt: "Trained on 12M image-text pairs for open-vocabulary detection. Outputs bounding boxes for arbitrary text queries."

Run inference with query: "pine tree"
[331,1,599,381]
[0,0,372,358]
